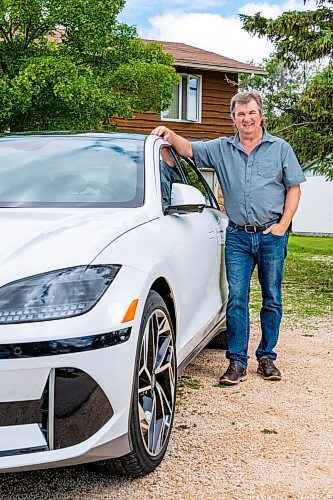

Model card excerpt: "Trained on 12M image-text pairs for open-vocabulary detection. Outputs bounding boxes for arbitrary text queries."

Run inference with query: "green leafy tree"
[0,0,178,131]
[239,57,306,126]
[240,0,333,178]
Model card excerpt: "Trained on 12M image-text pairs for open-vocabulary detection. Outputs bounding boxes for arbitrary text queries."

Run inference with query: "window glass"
[178,157,219,209]
[159,148,184,207]
[187,77,199,121]
[181,79,187,120]
[162,84,180,120]
[162,74,201,123]
[0,135,144,208]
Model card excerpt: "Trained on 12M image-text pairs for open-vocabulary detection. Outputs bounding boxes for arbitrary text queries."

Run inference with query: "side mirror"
[164,183,206,215]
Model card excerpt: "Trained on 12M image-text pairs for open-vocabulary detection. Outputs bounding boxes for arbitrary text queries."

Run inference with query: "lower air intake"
[0,368,113,456]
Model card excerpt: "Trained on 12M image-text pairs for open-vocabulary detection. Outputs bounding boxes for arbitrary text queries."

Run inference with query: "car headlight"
[0,265,120,324]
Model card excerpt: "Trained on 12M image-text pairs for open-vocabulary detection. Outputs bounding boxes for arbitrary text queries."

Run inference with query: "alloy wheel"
[137,308,176,457]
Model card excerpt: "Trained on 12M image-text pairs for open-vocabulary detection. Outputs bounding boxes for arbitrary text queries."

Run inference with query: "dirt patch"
[1,317,333,499]
[309,255,333,263]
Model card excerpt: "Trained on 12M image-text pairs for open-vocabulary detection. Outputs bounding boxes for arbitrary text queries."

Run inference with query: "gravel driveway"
[1,316,332,499]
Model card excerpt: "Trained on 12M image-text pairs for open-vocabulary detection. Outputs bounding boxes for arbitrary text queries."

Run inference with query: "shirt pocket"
[257,156,281,179]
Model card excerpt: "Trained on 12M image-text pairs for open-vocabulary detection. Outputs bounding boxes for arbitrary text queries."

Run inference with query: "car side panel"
[92,216,222,364]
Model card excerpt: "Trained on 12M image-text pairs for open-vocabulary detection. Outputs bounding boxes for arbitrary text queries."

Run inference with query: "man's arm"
[263,185,302,235]
[151,126,193,158]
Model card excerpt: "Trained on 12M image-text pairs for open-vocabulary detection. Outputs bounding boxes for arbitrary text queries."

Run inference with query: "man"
[151,90,306,385]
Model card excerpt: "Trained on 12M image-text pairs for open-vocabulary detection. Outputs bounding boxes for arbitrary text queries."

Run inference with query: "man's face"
[233,99,263,139]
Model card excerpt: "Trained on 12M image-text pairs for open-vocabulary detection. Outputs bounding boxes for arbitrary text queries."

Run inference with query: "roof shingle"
[143,39,265,75]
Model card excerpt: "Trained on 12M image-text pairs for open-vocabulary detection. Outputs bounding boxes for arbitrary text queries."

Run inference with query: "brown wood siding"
[217,186,225,213]
[113,69,238,140]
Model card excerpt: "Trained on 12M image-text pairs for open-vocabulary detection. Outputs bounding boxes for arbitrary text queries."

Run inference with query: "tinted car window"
[159,147,184,206]
[177,156,219,209]
[0,135,144,208]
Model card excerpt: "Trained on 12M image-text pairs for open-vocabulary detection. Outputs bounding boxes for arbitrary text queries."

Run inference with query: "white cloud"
[239,0,317,17]
[239,2,286,17]
[142,0,318,65]
[143,12,274,64]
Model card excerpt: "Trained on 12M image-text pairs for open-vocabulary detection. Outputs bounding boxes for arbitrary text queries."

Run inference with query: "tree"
[0,0,178,131]
[239,56,307,127]
[240,0,333,178]
[240,0,333,64]
[239,58,332,172]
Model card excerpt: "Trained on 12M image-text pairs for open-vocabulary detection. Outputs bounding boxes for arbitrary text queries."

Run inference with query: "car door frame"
[157,145,226,360]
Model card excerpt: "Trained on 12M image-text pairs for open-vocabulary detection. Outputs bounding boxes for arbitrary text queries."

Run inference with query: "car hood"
[0,207,149,284]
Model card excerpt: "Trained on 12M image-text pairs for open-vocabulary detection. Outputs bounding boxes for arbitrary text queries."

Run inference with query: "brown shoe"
[257,358,282,380]
[219,361,247,385]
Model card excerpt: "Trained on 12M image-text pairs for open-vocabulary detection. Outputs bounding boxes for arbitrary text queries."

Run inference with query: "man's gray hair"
[230,91,264,122]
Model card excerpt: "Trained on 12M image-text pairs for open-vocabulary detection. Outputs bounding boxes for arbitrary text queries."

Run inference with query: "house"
[114,40,264,201]
[114,40,264,139]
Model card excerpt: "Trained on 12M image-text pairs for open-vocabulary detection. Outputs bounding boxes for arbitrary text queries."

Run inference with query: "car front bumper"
[0,263,152,472]
[0,326,140,473]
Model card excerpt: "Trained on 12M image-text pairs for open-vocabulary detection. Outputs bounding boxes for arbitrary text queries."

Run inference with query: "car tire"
[93,290,177,477]
[206,330,228,350]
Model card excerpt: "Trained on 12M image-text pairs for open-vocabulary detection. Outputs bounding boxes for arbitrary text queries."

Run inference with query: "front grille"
[0,368,114,457]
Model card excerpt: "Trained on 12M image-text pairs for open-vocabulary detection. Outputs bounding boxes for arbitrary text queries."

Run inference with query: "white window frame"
[161,74,202,123]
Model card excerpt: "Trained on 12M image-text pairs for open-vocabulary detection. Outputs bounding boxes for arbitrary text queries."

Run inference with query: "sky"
[118,0,316,65]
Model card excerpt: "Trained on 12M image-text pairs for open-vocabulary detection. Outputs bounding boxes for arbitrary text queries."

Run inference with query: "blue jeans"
[225,226,289,368]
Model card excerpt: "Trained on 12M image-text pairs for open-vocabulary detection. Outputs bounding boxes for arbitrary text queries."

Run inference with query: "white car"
[0,132,227,476]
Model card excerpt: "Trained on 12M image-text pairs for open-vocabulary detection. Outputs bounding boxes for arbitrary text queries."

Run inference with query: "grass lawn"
[249,235,333,319]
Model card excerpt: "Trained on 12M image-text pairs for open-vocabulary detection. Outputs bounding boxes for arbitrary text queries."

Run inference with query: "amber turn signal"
[121,299,139,323]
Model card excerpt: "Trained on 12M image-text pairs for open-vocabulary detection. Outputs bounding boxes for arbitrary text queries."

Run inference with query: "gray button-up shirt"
[192,129,306,226]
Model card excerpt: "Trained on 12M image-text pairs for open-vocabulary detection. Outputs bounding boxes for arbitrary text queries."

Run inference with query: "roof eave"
[174,61,267,75]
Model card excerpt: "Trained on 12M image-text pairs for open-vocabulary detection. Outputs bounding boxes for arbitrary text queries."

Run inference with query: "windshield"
[0,135,145,208]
